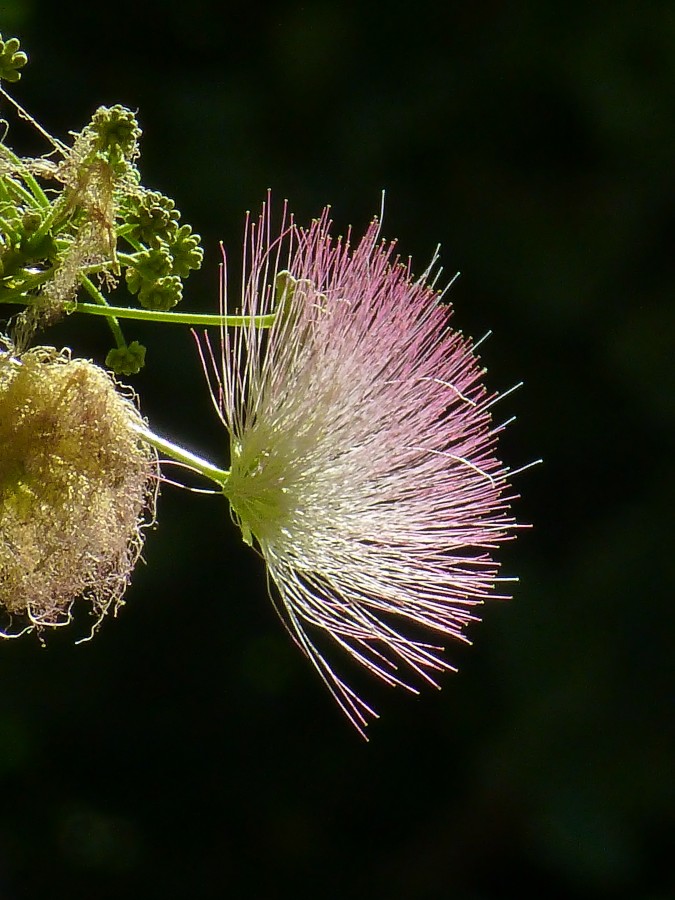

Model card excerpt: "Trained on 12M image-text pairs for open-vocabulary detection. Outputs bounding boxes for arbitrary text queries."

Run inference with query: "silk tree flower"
[200,201,520,735]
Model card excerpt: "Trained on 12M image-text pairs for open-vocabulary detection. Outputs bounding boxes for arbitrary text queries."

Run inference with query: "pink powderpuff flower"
[199,199,522,736]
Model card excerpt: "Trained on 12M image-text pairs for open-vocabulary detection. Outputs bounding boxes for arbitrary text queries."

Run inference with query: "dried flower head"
[202,201,520,735]
[0,342,157,637]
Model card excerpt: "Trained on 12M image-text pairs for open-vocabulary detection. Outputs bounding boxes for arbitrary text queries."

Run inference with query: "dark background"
[1,1,673,898]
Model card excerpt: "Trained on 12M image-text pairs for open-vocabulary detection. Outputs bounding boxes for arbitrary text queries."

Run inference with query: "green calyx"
[224,437,291,548]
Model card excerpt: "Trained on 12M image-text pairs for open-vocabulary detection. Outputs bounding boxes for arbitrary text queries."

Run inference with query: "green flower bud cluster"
[122,196,202,311]
[85,104,141,172]
[105,340,146,376]
[124,190,179,247]
[0,34,27,83]
[0,38,204,374]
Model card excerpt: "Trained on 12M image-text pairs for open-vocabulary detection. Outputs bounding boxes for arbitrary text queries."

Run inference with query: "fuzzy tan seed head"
[0,342,157,638]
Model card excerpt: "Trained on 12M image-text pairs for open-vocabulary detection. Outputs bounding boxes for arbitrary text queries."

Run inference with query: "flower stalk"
[73,300,277,329]
[130,421,230,487]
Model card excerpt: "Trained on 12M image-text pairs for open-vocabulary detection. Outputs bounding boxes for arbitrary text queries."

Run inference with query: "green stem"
[30,192,70,243]
[3,171,43,210]
[73,256,134,276]
[0,270,52,303]
[131,421,229,487]
[0,288,276,331]
[74,301,276,328]
[0,85,68,160]
[0,143,51,208]
[79,275,126,349]
[117,228,144,252]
